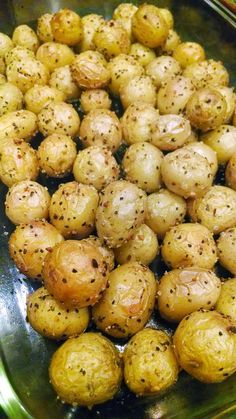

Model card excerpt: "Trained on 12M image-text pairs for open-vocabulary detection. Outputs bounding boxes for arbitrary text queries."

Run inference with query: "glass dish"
[0,0,236,418]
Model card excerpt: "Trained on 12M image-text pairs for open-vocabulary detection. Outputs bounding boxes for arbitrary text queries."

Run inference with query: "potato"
[173,42,205,68]
[0,74,6,84]
[132,4,169,48]
[78,14,104,52]
[157,268,221,323]
[216,279,236,320]
[157,76,195,115]
[226,154,236,190]
[124,328,179,395]
[51,9,82,46]
[27,287,89,339]
[113,3,138,40]
[0,33,13,58]
[203,125,236,164]
[37,13,54,43]
[0,110,37,142]
[49,65,80,101]
[0,82,23,116]
[37,134,77,178]
[217,228,236,275]
[80,89,111,113]
[38,102,80,138]
[12,25,39,53]
[5,180,50,225]
[161,148,213,199]
[5,45,35,66]
[129,43,155,67]
[0,57,5,74]
[121,102,159,145]
[6,57,49,93]
[159,29,181,55]
[173,310,236,383]
[93,20,130,60]
[114,224,158,265]
[96,180,146,248]
[184,141,218,177]
[159,8,174,29]
[71,51,110,89]
[122,142,163,193]
[43,239,109,308]
[185,129,199,144]
[49,333,122,406]
[9,220,64,279]
[49,181,98,239]
[161,223,217,269]
[146,56,181,89]
[92,262,156,338]
[0,138,39,187]
[214,86,236,124]
[84,235,115,272]
[107,54,144,96]
[79,109,122,152]
[183,59,229,89]
[151,114,191,151]
[120,74,156,109]
[73,146,119,190]
[36,42,75,73]
[24,85,64,114]
[145,189,186,238]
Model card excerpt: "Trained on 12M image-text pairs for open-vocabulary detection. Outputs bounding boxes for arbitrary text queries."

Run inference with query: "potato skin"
[0,82,23,116]
[157,76,195,115]
[49,333,122,406]
[78,14,104,52]
[151,114,191,151]
[173,310,236,383]
[38,102,80,138]
[214,86,236,124]
[129,42,155,67]
[120,75,156,109]
[84,235,115,272]
[124,328,179,395]
[5,46,34,66]
[203,125,236,164]
[160,29,181,55]
[113,3,138,40]
[51,9,83,46]
[217,228,236,275]
[43,239,109,308]
[80,89,111,113]
[36,42,75,73]
[37,13,54,43]
[0,33,13,58]
[173,42,205,68]
[93,20,130,60]
[9,220,64,279]
[184,141,218,177]
[107,54,144,96]
[157,268,221,323]
[12,25,39,53]
[226,154,236,190]
[49,65,80,101]
[0,110,37,142]
[216,279,236,320]
[92,262,156,338]
[183,59,229,89]
[24,85,64,114]
[146,56,181,89]
[6,58,49,94]
[71,51,110,90]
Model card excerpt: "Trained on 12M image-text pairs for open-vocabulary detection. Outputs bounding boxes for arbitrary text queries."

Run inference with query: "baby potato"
[37,134,77,178]
[214,86,236,124]
[78,14,104,52]
[124,328,179,396]
[146,56,181,89]
[51,9,82,46]
[122,102,159,145]
[113,3,138,40]
[71,51,110,90]
[37,13,54,43]
[5,180,50,225]
[49,65,80,101]
[184,142,218,177]
[6,57,49,94]
[24,85,64,114]
[107,54,144,96]
[93,20,131,60]
[159,8,174,29]
[173,310,236,383]
[161,148,213,199]
[183,59,229,89]
[114,224,159,265]
[218,228,236,275]
[12,25,39,53]
[132,4,169,48]
[226,154,236,190]
[185,129,199,144]
[73,146,119,190]
[145,189,186,239]
[43,239,109,308]
[0,74,6,84]
[0,138,39,187]
[157,76,195,115]
[157,268,221,323]
[96,180,146,248]
[216,279,236,320]
[0,110,37,142]
[203,125,236,164]
[0,57,5,74]
[9,220,64,279]
[122,142,163,193]
[0,33,13,58]
[92,262,156,338]
[160,29,181,55]
[27,287,89,339]
[161,223,217,269]
[80,89,111,113]
[49,181,98,239]
[38,102,80,138]
[5,45,34,66]
[36,42,75,73]
[151,114,191,151]
[0,82,23,116]
[120,74,156,109]
[129,43,155,67]
[79,109,122,152]
[84,235,115,272]
[173,42,205,68]
[49,333,122,406]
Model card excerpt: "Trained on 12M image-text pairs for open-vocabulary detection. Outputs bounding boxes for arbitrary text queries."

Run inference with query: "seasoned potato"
[203,125,236,164]
[184,142,218,177]
[0,57,5,74]
[0,110,37,142]
[71,51,110,89]
[124,328,179,395]
[107,54,144,96]
[0,72,5,82]
[0,33,13,58]
[5,45,35,66]
[151,114,191,151]
[12,25,39,53]
[37,134,77,178]
[92,262,156,338]
[73,146,119,190]
[183,59,229,89]
[27,287,89,339]
[38,102,80,138]
[78,14,104,52]
[43,239,109,308]
[122,142,163,193]
[157,76,195,115]
[185,129,199,144]
[114,224,158,265]
[49,66,80,101]
[80,89,111,113]
[216,279,236,320]
[226,154,236,190]
[157,268,221,323]
[9,220,64,279]
[146,56,181,89]
[36,42,75,73]
[120,74,156,109]
[37,13,54,43]
[161,223,217,269]
[214,86,236,124]
[113,3,138,40]
[6,57,49,93]
[0,138,39,187]
[79,109,122,152]
[84,235,115,272]
[0,82,23,116]
[173,310,236,383]
[51,9,82,46]
[49,181,98,239]
[24,85,64,114]
[161,148,213,199]
[93,20,130,59]
[159,8,174,29]
[173,42,205,68]
[145,189,186,238]
[217,228,236,275]
[96,180,146,248]
[129,43,155,67]
[159,29,181,55]
[5,180,50,225]
[49,333,122,406]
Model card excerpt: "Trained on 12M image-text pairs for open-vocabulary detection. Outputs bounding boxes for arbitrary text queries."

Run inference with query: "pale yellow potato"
[108,53,144,96]
[5,45,34,66]
[202,125,236,164]
[6,57,49,93]
[12,25,39,52]
[78,14,104,52]
[173,42,205,68]
[51,9,83,46]
[49,65,80,101]
[0,110,38,142]
[151,114,191,151]
[24,85,64,114]
[226,154,236,190]
[183,59,229,89]
[159,8,174,29]
[0,82,23,116]
[113,3,138,40]
[93,19,130,60]
[0,74,6,84]
[129,42,155,67]
[185,129,199,144]
[157,76,195,115]
[0,33,13,58]
[184,141,218,177]
[159,29,181,55]
[216,279,236,320]
[84,235,115,272]
[38,102,80,138]
[214,86,236,124]
[0,57,5,74]
[217,228,236,275]
[120,74,156,109]
[80,89,111,113]
[146,56,181,89]
[37,13,54,43]
[71,51,110,89]
[36,42,75,73]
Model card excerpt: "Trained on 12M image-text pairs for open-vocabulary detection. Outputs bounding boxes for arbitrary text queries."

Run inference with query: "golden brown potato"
[12,25,39,53]
[92,262,156,338]
[184,141,218,177]
[203,125,236,164]
[71,51,110,89]
[38,102,80,138]
[5,45,35,66]
[9,220,64,279]
[159,29,181,55]
[6,58,49,93]
[24,85,64,114]
[214,86,236,124]
[78,14,104,52]
[217,228,236,275]
[51,9,82,46]
[157,76,195,115]
[107,54,144,96]
[146,56,181,89]
[93,20,131,59]
[173,42,205,68]
[0,33,13,58]
[151,114,191,151]
[80,89,111,113]
[36,42,75,73]
[37,13,54,43]
[226,154,236,190]
[113,3,138,40]
[49,65,80,101]
[0,110,37,142]
[0,82,23,116]
[84,235,115,272]
[129,42,155,67]
[216,279,236,320]
[173,310,236,383]
[183,59,229,89]
[120,74,156,109]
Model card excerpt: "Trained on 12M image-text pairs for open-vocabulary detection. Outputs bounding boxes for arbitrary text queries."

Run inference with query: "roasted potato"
[157,76,195,115]
[159,8,174,29]
[6,57,49,93]
[71,51,110,89]
[151,114,191,151]
[38,102,80,138]
[129,42,155,67]
[37,13,54,43]
[49,65,80,101]
[0,82,23,116]
[203,125,236,164]
[216,279,236,320]
[146,56,181,89]
[217,228,236,275]
[80,89,111,113]
[184,141,218,177]
[0,74,6,84]
[36,42,75,73]
[120,74,156,109]
[84,235,115,272]
[12,25,39,52]
[107,54,144,96]
[226,154,236,190]
[159,29,181,55]
[93,20,131,59]
[113,3,138,40]
[183,59,229,89]
[78,14,104,52]
[51,9,83,46]
[214,86,236,124]
[5,45,35,66]
[0,33,13,58]
[0,110,37,142]
[24,85,64,114]
[173,42,205,68]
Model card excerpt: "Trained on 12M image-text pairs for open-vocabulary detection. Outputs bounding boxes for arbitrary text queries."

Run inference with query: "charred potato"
[146,56,181,89]
[216,279,236,320]
[120,74,156,109]
[151,114,191,151]
[0,110,37,142]
[217,228,236,275]
[49,65,80,101]
[12,25,39,52]
[6,58,49,93]
[94,20,131,60]
[157,76,195,115]
[24,85,64,114]
[71,51,110,89]
[80,89,111,113]
[183,59,229,89]
[37,13,54,43]
[203,125,236,164]
[173,42,205,68]
[38,102,80,138]
[51,9,83,46]
[107,54,144,96]
[36,42,75,73]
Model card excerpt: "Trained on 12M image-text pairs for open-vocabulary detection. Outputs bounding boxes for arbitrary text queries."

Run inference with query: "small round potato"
[173,310,236,383]
[216,279,236,320]
[27,287,89,339]
[0,82,23,116]
[214,86,236,124]
[92,262,156,338]
[49,65,80,101]
[173,42,205,68]
[114,224,159,265]
[51,9,82,46]
[5,46,35,66]
[93,20,131,60]
[36,42,75,73]
[6,58,49,93]
[226,154,236,190]
[12,25,39,53]
[113,3,138,40]
[146,56,181,89]
[157,76,195,115]
[49,333,122,406]
[0,110,38,142]
[5,180,50,225]
[0,33,13,58]
[37,134,77,178]
[80,89,111,113]
[9,220,64,279]
[79,109,122,152]
[145,189,186,238]
[0,74,6,84]
[107,54,144,96]
[161,223,217,269]
[157,268,221,323]
[160,29,181,55]
[129,42,156,67]
[183,59,229,89]
[151,114,191,151]
[185,129,199,144]
[203,125,236,164]
[84,235,115,272]
[124,328,179,396]
[78,14,104,52]
[24,85,64,114]
[38,102,80,138]
[159,8,174,29]
[96,180,146,248]
[122,142,163,193]
[49,181,98,239]
[37,13,54,43]
[184,142,218,177]
[43,239,109,308]
[73,146,119,190]
[120,74,156,109]
[71,51,110,90]
[217,228,236,275]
